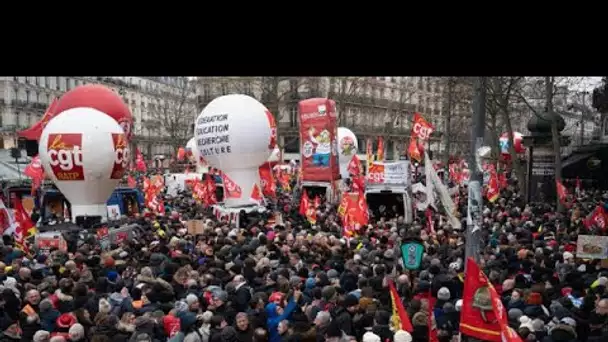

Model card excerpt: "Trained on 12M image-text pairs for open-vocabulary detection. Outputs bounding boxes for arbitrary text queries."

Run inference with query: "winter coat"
[266,299,297,342]
[109,292,135,316]
[50,289,74,313]
[39,308,60,332]
[371,324,393,342]
[542,324,578,342]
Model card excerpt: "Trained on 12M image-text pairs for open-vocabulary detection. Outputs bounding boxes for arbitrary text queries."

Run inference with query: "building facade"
[195,77,473,162]
[0,76,197,158]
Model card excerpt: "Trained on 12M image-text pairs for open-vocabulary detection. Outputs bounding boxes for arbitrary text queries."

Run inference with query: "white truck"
[364,160,413,224]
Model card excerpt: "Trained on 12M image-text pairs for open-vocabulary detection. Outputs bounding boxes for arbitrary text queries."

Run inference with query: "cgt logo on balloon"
[47,133,84,181]
[111,133,130,179]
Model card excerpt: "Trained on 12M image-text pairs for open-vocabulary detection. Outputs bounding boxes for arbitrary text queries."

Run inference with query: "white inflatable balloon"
[337,127,359,179]
[195,94,273,207]
[39,108,128,222]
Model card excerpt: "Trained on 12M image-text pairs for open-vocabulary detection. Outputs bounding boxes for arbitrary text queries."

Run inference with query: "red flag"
[259,166,277,197]
[351,175,365,193]
[250,183,263,204]
[460,258,502,342]
[204,174,218,205]
[347,154,362,176]
[486,170,500,203]
[387,279,413,332]
[24,155,45,195]
[299,191,310,216]
[135,148,147,172]
[376,137,385,161]
[127,175,137,188]
[556,179,569,207]
[222,174,242,199]
[584,205,607,231]
[412,112,435,140]
[13,198,36,254]
[176,147,186,161]
[408,135,422,162]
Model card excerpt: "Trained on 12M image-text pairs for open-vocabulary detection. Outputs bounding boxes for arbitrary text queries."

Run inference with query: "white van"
[364,160,413,223]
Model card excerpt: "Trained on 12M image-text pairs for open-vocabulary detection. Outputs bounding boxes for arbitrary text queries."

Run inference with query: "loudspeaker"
[24,139,39,157]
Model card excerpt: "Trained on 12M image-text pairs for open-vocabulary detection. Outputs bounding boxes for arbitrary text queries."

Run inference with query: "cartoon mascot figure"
[308,127,331,167]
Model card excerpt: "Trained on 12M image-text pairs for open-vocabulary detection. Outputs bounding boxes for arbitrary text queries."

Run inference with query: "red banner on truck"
[299,98,340,182]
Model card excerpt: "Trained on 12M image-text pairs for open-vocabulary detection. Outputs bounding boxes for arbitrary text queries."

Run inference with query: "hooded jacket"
[266,298,297,342]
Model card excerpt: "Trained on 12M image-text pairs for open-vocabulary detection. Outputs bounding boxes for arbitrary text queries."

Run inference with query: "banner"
[576,235,608,259]
[366,161,409,186]
[35,232,68,254]
[299,98,339,182]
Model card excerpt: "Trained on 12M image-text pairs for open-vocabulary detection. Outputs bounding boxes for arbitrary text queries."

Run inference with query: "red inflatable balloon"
[53,84,134,140]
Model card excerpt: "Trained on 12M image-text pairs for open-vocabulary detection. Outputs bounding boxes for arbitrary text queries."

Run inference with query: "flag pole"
[465,77,487,267]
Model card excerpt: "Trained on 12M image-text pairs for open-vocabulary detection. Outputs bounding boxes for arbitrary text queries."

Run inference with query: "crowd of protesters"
[0,173,607,342]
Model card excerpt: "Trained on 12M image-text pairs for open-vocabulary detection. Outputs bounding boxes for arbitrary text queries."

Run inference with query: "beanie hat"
[362,332,381,342]
[526,292,543,306]
[174,301,189,313]
[68,323,85,341]
[104,257,115,268]
[55,313,77,330]
[343,294,359,308]
[437,287,451,301]
[394,330,413,342]
[455,299,463,311]
[185,294,199,306]
[39,299,53,312]
[33,330,50,342]
[508,308,523,322]
[107,271,119,283]
[519,315,534,331]
[98,298,112,314]
[531,318,544,332]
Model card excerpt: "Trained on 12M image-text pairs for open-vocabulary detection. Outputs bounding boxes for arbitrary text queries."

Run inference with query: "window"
[13,88,18,101]
[56,77,61,90]
[371,87,377,98]
[26,90,30,103]
[203,84,211,98]
[35,91,39,103]
[290,105,298,127]
[25,77,30,84]
[35,77,40,86]
[13,76,18,81]
[220,83,228,95]
[329,78,336,93]
[426,77,431,92]
[417,77,423,90]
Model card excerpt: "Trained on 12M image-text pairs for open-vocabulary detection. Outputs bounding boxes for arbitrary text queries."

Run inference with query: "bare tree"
[147,78,198,153]
[441,77,474,158]
[326,77,368,126]
[486,76,527,198]
[513,76,586,210]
